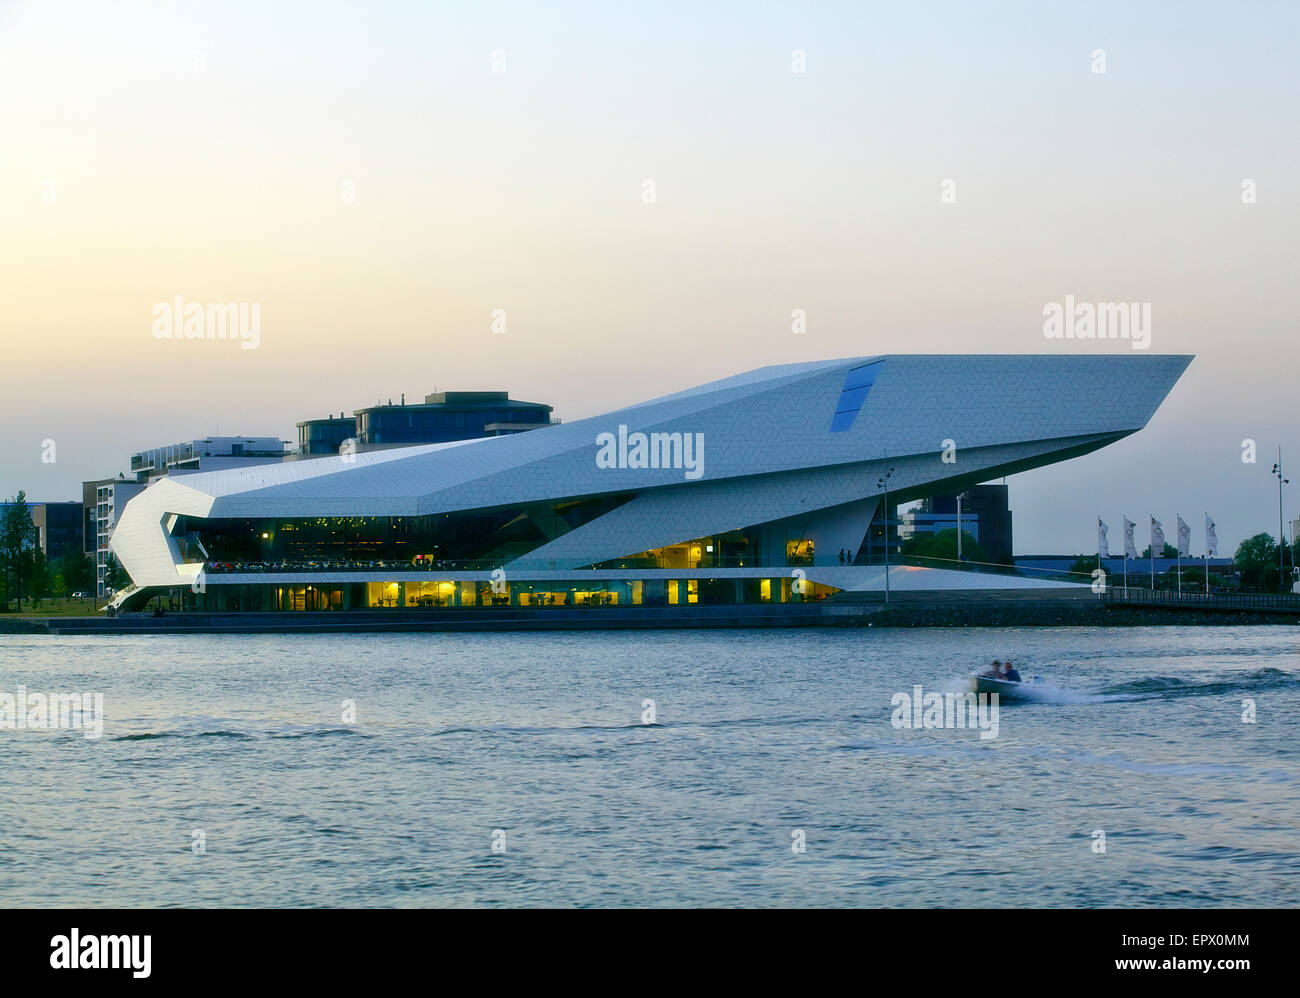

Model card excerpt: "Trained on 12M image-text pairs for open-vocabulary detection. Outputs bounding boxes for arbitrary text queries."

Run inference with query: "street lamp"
[1274,450,1289,592]
[877,466,896,603]
[956,491,970,564]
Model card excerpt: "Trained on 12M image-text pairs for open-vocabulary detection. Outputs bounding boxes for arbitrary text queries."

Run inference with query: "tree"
[104,552,129,592]
[1,491,37,610]
[1282,537,1298,591]
[21,549,52,606]
[901,528,988,566]
[59,545,93,595]
[1069,554,1105,580]
[1234,532,1280,590]
[1139,542,1179,559]
[1179,566,1228,590]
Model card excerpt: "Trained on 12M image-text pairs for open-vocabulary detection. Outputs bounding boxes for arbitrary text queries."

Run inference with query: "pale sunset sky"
[1,0,1297,553]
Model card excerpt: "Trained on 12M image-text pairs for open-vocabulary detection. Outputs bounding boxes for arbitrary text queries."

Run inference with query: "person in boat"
[1002,661,1022,683]
[980,660,1004,678]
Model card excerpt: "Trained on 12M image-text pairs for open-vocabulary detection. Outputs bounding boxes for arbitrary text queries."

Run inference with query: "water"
[2,626,1297,907]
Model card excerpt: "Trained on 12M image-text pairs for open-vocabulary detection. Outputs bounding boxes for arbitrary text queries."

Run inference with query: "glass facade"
[589,523,818,571]
[295,394,553,455]
[178,576,838,612]
[296,418,355,455]
[163,506,844,613]
[355,394,552,447]
[589,533,759,570]
[186,495,635,572]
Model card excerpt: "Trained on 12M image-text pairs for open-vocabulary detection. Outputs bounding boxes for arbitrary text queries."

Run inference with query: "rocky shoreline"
[829,604,1298,628]
[0,618,50,634]
[4,602,1296,635]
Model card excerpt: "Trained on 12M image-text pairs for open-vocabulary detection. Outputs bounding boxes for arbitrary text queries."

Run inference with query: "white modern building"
[109,354,1193,613]
[82,436,284,597]
[129,436,287,482]
[85,479,145,597]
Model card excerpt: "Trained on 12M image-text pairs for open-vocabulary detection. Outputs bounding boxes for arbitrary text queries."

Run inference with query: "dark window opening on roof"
[829,360,884,432]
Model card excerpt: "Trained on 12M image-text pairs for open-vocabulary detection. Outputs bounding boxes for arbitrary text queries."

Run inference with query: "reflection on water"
[1,626,1297,907]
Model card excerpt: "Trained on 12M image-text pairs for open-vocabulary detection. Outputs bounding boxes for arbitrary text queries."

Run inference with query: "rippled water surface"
[2,626,1298,907]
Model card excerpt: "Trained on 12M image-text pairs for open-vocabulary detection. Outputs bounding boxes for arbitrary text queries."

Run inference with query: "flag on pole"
[1151,516,1165,555]
[1206,514,1218,557]
[1098,518,1110,559]
[1177,515,1191,558]
[1123,516,1137,559]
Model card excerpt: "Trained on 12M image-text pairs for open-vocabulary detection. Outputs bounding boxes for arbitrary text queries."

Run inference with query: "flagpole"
[1150,515,1155,592]
[1204,511,1209,595]
[1123,514,1129,596]
[1177,513,1182,595]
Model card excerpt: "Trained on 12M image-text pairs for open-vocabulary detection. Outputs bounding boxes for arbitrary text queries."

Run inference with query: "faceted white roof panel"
[182,354,1191,513]
[111,354,1193,586]
[515,433,1121,570]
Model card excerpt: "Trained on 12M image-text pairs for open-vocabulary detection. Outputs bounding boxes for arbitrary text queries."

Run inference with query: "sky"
[1,0,1297,555]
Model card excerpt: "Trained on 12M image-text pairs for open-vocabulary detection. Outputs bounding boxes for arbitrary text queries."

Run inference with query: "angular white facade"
[111,354,1192,607]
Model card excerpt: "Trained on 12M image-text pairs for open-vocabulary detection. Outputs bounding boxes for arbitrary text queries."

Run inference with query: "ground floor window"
[405,580,457,607]
[366,582,403,608]
[274,585,342,611]
[180,576,838,611]
[514,583,631,606]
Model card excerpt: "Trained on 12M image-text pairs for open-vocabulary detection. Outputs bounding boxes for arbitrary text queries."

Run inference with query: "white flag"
[1206,514,1218,557]
[1098,518,1109,559]
[1177,515,1191,558]
[1123,516,1137,559]
[1151,516,1164,555]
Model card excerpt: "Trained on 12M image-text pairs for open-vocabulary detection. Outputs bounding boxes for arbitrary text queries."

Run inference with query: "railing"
[202,559,504,574]
[890,553,1104,586]
[587,556,782,570]
[198,553,1089,579]
[205,555,806,574]
[194,554,1126,585]
[1105,587,1300,612]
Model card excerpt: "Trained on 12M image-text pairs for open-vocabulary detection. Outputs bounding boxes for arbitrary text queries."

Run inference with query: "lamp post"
[1273,450,1288,592]
[877,465,896,603]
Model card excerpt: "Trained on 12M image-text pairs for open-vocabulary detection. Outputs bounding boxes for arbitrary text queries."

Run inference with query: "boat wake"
[940,675,1098,705]
[1096,667,1298,701]
[1001,681,1098,705]
[945,666,1298,706]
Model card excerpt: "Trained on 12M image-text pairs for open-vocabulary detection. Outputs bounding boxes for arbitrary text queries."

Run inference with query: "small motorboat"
[969,674,1039,700]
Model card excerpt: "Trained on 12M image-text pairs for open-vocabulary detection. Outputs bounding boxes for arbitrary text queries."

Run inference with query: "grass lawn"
[0,598,109,617]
